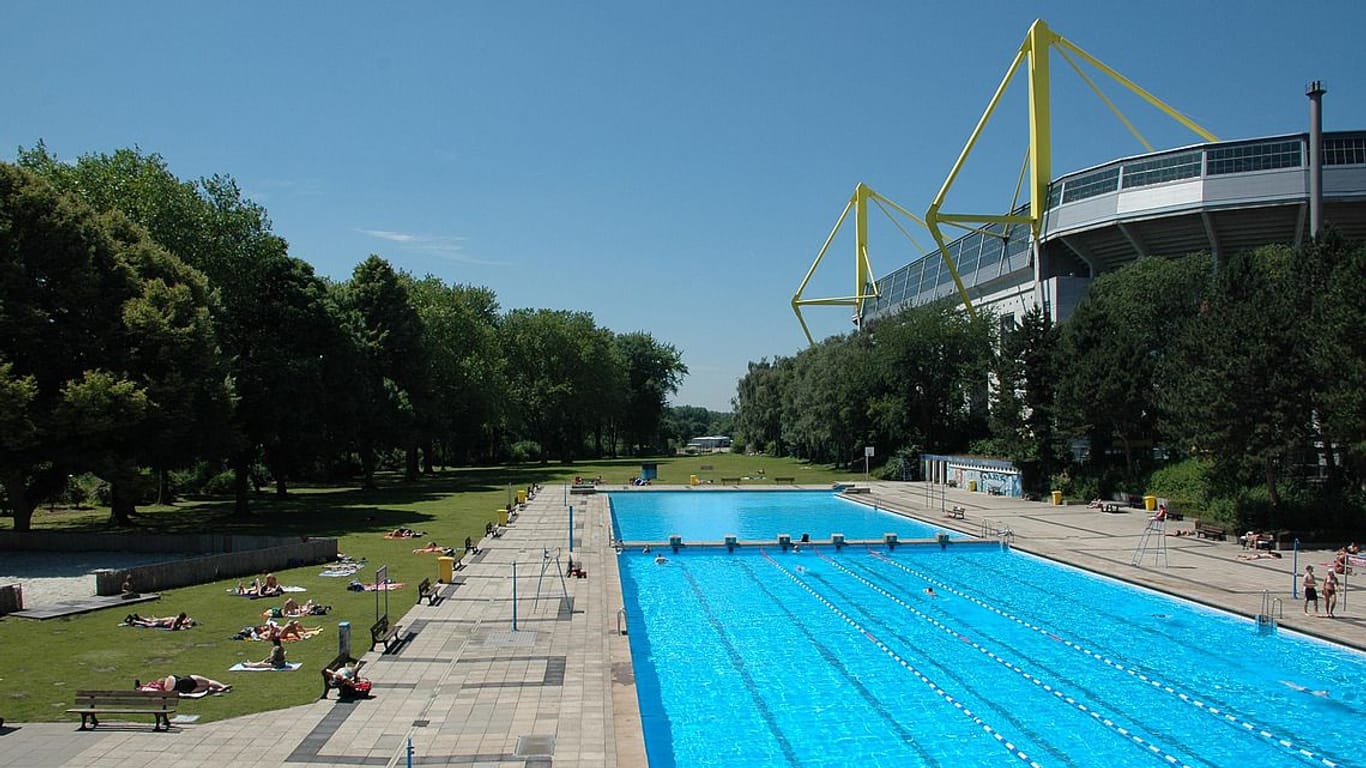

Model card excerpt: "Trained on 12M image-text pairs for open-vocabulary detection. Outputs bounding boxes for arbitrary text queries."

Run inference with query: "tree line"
[733,236,1365,534]
[0,145,689,531]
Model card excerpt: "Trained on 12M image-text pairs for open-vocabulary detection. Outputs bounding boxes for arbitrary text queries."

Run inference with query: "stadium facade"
[863,126,1366,328]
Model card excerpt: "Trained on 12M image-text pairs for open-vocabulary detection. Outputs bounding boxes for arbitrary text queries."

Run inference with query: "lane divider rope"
[865,550,1343,768]
[758,548,1044,768]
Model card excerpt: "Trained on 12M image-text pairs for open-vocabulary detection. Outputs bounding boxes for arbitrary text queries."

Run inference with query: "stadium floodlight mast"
[793,17,1219,344]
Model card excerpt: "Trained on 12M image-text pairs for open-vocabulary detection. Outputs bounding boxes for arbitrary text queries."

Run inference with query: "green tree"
[616,332,687,455]
[991,305,1061,492]
[1160,245,1315,510]
[404,276,506,467]
[335,256,428,486]
[1056,255,1210,484]
[0,164,216,530]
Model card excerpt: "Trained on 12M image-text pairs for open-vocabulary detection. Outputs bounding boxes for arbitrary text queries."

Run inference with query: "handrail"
[617,607,628,636]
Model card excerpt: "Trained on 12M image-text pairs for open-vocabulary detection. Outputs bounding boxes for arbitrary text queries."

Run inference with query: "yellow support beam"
[918,17,1218,326]
[791,183,930,345]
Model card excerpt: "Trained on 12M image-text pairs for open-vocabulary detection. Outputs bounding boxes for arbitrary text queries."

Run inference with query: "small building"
[685,435,732,452]
[922,454,1022,498]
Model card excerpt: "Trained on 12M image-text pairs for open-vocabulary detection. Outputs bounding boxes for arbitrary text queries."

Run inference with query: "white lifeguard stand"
[1131,510,1169,567]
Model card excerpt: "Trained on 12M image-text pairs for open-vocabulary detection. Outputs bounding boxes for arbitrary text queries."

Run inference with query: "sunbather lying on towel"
[261,598,330,619]
[384,527,425,539]
[138,674,230,695]
[124,612,195,630]
[235,573,284,597]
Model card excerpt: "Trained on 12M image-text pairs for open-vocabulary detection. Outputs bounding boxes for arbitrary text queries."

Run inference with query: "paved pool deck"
[0,481,1359,768]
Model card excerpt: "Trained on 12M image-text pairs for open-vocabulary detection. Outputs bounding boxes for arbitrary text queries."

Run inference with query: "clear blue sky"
[4,2,1363,411]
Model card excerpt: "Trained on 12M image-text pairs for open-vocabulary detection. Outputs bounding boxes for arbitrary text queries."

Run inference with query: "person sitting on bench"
[325,662,373,697]
[567,557,587,578]
[465,536,477,555]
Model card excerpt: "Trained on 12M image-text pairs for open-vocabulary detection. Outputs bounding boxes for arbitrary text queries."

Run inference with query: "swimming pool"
[617,543,1366,767]
[609,490,957,542]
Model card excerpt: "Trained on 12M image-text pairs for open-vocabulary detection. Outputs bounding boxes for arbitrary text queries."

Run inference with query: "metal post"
[569,505,574,552]
[1292,539,1300,599]
[1307,81,1326,239]
[407,737,414,768]
[512,561,518,631]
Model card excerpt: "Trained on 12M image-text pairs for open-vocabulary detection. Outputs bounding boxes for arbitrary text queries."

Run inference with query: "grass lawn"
[0,454,857,724]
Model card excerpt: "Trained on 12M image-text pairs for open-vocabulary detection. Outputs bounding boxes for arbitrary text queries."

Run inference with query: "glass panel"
[1061,166,1120,203]
[1120,151,1203,188]
[1207,140,1302,175]
[1323,137,1366,166]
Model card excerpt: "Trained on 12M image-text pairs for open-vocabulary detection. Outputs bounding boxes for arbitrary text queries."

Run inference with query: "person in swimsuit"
[1323,569,1338,618]
[1303,565,1318,615]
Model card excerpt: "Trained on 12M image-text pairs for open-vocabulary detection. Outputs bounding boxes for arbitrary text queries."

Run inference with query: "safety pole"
[1292,539,1300,599]
[569,505,574,552]
[512,561,518,631]
[407,737,414,768]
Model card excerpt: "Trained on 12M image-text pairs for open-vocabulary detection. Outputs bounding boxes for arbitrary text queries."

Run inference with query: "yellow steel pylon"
[791,182,931,346]
[924,18,1219,319]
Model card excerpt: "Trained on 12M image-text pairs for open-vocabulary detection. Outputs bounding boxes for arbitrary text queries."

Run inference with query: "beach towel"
[348,580,406,592]
[227,585,306,598]
[119,622,193,630]
[320,565,365,577]
[228,662,303,672]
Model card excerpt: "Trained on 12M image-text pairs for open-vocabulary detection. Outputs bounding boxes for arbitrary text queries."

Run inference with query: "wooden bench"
[773,477,796,484]
[418,577,458,606]
[320,654,367,699]
[720,477,742,485]
[1196,523,1227,541]
[370,614,404,653]
[946,505,966,520]
[67,690,178,731]
[699,464,714,471]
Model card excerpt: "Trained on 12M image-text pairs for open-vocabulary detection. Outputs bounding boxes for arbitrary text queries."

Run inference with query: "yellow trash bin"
[498,508,509,526]
[437,556,455,584]
[968,480,978,492]
[1144,495,1157,511]
[1051,490,1063,506]
[690,474,699,486]
[516,489,527,504]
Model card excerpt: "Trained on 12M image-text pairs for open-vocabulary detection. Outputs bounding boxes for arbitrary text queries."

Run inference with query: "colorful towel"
[228,662,303,672]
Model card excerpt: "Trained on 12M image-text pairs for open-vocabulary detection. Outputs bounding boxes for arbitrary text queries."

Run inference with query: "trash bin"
[1144,495,1157,511]
[437,556,455,584]
[498,508,509,526]
[968,480,978,492]
[690,474,699,486]
[1051,490,1063,506]
[516,489,527,504]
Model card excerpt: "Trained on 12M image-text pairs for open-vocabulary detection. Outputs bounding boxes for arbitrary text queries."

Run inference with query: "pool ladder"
[1256,590,1282,634]
[617,607,628,636]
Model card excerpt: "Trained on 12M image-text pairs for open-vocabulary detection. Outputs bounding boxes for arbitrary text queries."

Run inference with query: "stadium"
[793,19,1366,336]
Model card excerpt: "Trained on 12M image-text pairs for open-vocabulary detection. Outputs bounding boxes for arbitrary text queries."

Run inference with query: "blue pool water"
[613,496,1366,768]
[610,490,956,542]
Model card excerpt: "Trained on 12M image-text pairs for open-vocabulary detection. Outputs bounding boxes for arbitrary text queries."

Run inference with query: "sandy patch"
[0,551,193,607]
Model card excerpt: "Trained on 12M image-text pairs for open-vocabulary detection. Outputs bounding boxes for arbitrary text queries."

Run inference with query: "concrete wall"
[0,532,338,597]
[91,538,338,596]
[0,531,305,554]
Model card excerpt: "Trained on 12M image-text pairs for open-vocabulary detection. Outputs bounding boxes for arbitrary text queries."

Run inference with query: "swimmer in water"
[924,587,937,598]
[1281,680,1330,698]
[654,553,667,565]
